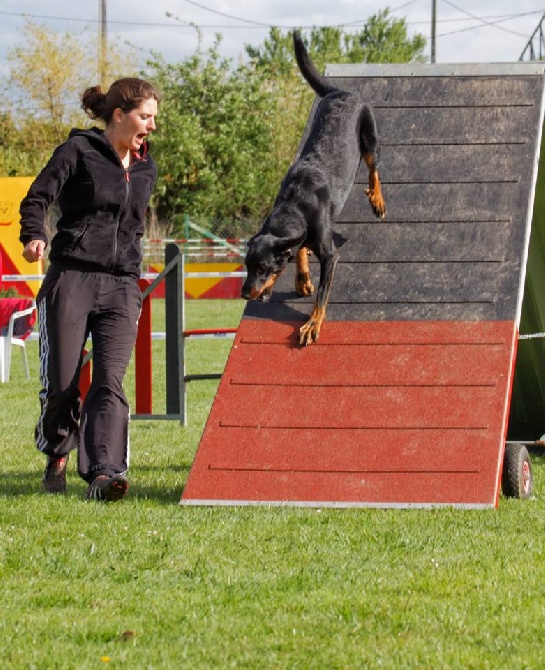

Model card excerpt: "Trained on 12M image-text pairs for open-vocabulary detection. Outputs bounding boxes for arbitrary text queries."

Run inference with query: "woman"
[19,77,160,501]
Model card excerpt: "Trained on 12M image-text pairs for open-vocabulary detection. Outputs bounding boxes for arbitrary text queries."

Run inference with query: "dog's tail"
[293,30,340,98]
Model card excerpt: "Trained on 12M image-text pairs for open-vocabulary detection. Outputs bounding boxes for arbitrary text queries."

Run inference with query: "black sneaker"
[42,455,69,494]
[86,474,129,502]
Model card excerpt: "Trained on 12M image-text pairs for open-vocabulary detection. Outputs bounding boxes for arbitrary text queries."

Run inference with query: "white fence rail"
[143,238,247,262]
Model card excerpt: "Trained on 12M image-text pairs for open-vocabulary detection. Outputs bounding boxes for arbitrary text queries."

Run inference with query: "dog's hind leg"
[295,247,314,297]
[363,152,386,219]
[360,106,386,219]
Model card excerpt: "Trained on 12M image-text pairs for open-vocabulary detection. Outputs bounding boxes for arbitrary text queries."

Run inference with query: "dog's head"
[241,232,300,301]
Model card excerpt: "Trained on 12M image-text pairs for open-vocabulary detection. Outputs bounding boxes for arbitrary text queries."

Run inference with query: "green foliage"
[2,299,545,668]
[0,287,19,298]
[245,26,298,76]
[0,114,61,177]
[146,39,279,235]
[7,20,92,142]
[346,9,427,64]
[1,19,139,176]
[246,13,427,72]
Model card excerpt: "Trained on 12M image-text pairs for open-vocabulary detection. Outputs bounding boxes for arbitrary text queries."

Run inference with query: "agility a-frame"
[181,62,545,508]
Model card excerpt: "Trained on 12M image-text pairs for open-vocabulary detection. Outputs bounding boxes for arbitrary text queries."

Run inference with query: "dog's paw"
[257,288,272,303]
[298,319,320,346]
[365,188,386,219]
[296,272,314,297]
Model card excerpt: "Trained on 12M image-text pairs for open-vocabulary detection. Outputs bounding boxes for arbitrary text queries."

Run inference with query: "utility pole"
[431,0,437,63]
[99,0,107,86]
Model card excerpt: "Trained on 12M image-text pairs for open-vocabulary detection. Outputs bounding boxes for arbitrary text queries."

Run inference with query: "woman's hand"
[23,240,46,263]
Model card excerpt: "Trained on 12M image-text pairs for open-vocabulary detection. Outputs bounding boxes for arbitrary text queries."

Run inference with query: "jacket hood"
[68,127,151,160]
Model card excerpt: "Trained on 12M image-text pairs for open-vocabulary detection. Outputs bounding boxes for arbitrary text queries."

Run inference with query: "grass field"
[2,298,545,669]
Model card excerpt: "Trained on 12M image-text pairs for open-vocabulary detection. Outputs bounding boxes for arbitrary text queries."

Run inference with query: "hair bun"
[81,85,107,120]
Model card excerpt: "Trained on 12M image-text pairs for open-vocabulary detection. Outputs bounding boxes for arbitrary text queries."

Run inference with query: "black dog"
[241,30,386,345]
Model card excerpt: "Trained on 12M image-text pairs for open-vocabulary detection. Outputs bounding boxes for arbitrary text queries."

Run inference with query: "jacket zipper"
[107,165,132,272]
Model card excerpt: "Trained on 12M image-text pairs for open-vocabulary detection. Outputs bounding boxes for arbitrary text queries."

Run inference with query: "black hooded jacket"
[19,127,157,279]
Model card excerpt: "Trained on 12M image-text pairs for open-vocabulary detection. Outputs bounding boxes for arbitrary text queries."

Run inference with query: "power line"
[1,6,541,32]
[437,10,541,38]
[0,8,373,30]
[182,0,272,27]
[0,9,196,28]
[440,0,534,37]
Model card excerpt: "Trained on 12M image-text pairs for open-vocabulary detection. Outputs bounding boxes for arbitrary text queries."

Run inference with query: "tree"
[6,20,139,144]
[0,114,59,176]
[245,11,426,73]
[146,37,280,236]
[345,9,427,63]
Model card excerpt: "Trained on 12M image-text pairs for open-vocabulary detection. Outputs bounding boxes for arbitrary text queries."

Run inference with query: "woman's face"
[117,97,158,152]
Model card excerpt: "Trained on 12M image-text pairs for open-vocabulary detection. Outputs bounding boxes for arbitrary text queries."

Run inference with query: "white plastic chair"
[0,299,36,383]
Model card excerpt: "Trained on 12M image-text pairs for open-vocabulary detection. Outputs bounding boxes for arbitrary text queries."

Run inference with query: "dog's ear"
[272,232,306,255]
[273,236,305,264]
[278,247,295,262]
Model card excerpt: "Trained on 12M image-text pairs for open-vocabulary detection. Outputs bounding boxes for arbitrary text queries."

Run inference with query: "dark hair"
[81,77,160,123]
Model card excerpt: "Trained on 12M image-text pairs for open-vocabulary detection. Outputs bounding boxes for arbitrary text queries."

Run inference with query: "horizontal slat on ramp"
[225,343,508,387]
[376,106,535,145]
[180,320,516,508]
[205,428,492,472]
[357,145,527,184]
[244,259,517,322]
[181,471,492,509]
[328,73,544,105]
[333,222,511,263]
[217,386,497,429]
[338,182,526,222]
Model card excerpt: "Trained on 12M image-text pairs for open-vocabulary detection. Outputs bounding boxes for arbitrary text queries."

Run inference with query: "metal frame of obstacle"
[80,242,240,426]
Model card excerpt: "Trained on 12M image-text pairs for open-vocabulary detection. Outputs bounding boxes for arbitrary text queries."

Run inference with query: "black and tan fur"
[241,30,386,345]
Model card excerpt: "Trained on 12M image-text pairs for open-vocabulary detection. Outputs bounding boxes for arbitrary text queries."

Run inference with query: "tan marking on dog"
[295,247,314,296]
[299,305,326,346]
[298,259,337,345]
[362,152,386,219]
[250,272,280,300]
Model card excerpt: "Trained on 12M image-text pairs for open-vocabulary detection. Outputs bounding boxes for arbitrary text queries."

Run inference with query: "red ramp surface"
[181,319,517,507]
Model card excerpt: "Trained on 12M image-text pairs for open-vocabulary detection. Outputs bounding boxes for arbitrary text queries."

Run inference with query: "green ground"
[1,299,545,669]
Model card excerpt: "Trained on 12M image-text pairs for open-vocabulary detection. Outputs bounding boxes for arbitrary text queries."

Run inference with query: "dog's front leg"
[295,247,314,297]
[299,253,338,346]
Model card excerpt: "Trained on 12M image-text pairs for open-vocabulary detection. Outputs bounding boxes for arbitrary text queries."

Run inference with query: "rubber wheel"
[502,443,533,499]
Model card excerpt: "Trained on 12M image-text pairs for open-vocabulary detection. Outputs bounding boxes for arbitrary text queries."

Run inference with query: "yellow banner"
[0,176,42,297]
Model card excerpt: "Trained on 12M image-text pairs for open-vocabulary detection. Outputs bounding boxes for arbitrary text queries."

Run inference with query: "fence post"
[179,253,186,426]
[80,349,91,401]
[165,243,185,425]
[135,278,152,414]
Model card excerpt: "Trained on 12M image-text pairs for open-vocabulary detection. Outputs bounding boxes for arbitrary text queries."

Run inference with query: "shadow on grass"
[0,464,192,506]
[0,470,45,498]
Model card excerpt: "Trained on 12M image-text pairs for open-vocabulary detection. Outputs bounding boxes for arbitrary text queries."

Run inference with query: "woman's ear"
[113,107,123,124]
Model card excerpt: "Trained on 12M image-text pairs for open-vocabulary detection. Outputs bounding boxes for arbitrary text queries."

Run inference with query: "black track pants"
[35,268,142,482]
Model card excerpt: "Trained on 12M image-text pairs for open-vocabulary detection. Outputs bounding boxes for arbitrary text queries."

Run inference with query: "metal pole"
[431,0,437,63]
[178,253,186,426]
[99,0,107,86]
[165,243,181,419]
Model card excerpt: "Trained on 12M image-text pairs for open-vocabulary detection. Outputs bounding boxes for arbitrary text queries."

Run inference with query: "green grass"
[2,299,545,669]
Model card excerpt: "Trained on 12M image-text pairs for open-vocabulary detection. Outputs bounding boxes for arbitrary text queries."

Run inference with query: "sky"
[1,0,545,83]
